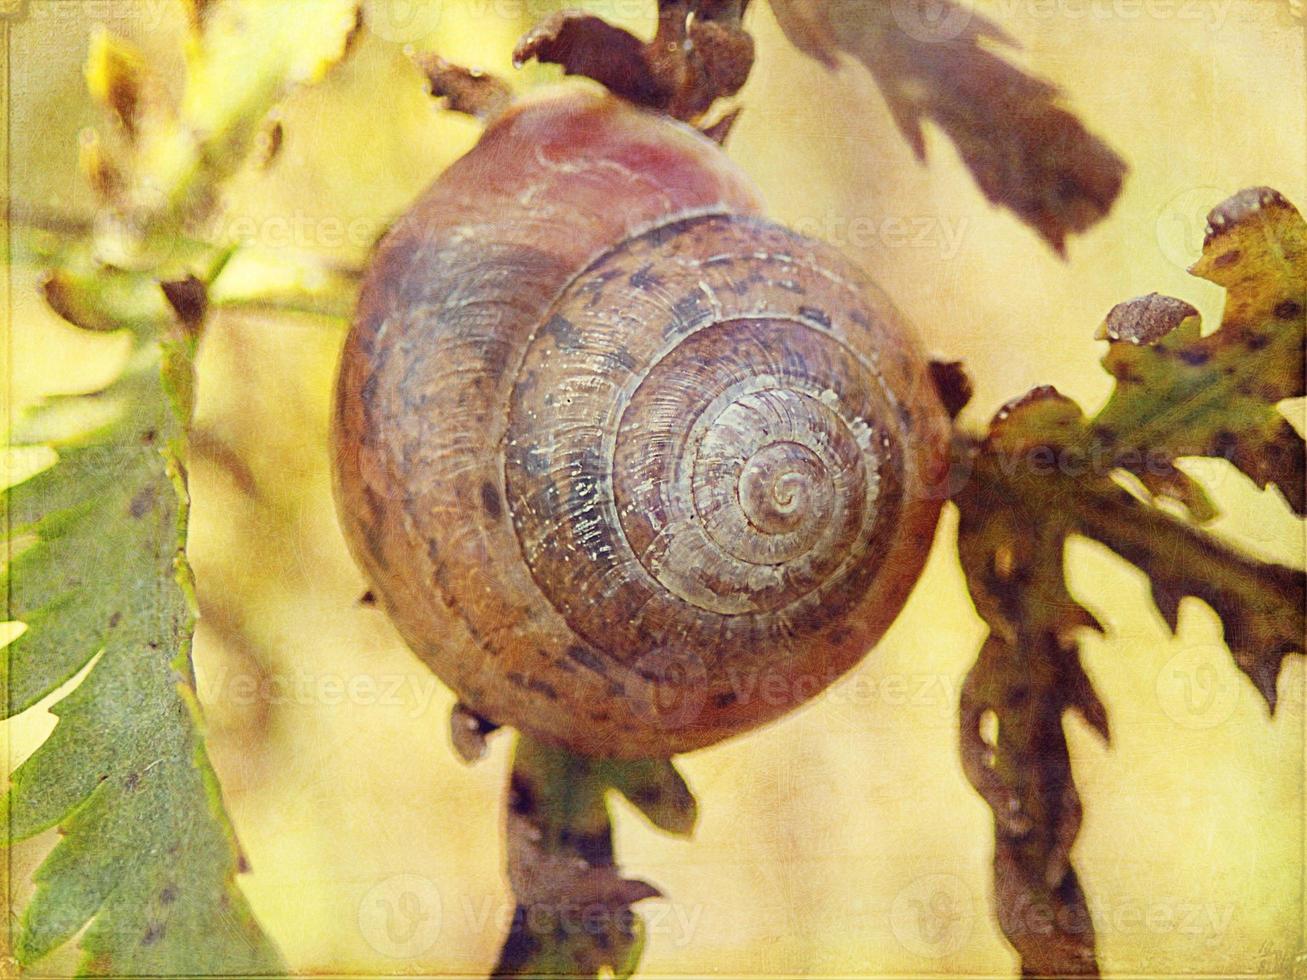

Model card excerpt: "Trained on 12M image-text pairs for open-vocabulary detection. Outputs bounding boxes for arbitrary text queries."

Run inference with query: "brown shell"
[332,88,951,758]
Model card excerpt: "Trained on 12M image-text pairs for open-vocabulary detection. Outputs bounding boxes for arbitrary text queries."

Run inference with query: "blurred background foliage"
[2,0,1304,975]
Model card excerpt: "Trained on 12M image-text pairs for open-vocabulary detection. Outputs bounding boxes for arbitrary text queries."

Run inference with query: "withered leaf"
[768,0,1127,252]
[410,53,513,121]
[951,186,1306,975]
[954,435,1106,977]
[515,13,663,108]
[494,737,695,978]
[514,1,754,121]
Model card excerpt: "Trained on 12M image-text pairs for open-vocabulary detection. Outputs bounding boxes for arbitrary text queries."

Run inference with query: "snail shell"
[333,88,950,758]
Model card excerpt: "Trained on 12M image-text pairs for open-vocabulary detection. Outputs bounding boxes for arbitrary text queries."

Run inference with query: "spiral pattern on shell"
[508,213,907,658]
[333,89,950,757]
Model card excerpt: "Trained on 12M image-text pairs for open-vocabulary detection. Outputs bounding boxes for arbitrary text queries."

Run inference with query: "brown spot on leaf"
[1274,298,1303,320]
[128,485,156,518]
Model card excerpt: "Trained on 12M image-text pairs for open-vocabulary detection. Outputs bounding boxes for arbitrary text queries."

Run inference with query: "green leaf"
[3,335,285,974]
[2,2,366,972]
[1093,187,1305,514]
[951,186,1306,976]
[964,186,1306,706]
[3,351,172,720]
[492,737,695,977]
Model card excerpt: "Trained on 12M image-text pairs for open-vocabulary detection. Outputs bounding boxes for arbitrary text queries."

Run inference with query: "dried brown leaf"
[769,0,1127,252]
[411,53,514,121]
[515,13,664,107]
[951,186,1306,975]
[494,737,694,977]
[514,1,754,121]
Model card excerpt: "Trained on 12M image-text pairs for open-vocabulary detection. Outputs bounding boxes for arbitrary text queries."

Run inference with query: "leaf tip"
[450,702,501,764]
[1202,186,1294,246]
[928,359,974,420]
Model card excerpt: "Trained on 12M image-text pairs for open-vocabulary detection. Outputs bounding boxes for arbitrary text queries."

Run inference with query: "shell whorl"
[333,90,949,757]
[506,214,907,675]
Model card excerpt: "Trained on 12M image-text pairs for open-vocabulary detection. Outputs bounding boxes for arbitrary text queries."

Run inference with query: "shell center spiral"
[738,441,827,534]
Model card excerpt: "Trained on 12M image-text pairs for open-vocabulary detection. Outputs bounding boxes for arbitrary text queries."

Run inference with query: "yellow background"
[3,0,1304,975]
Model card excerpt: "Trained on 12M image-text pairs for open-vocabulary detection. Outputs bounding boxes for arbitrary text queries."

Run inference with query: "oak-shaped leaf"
[952,186,1305,975]
[1095,187,1305,515]
[768,0,1126,252]
[493,737,697,977]
[954,434,1107,976]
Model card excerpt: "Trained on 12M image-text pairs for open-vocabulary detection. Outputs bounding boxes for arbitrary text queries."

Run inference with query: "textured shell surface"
[333,88,950,757]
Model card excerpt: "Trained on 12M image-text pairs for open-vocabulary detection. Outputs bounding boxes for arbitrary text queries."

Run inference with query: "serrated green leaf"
[3,353,171,720]
[3,337,285,974]
[3,2,365,970]
[960,187,1306,710]
[492,737,692,978]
